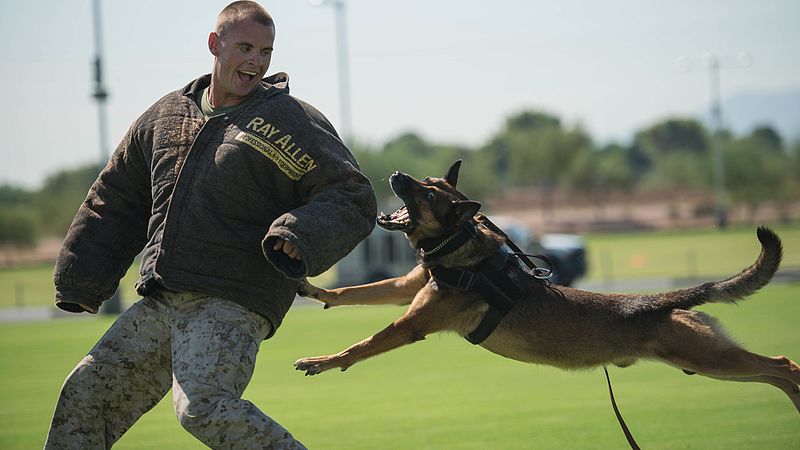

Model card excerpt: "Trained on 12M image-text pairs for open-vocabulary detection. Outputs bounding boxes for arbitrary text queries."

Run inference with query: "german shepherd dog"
[295,160,800,413]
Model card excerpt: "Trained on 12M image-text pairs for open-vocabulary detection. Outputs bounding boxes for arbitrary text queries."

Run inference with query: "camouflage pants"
[44,291,306,450]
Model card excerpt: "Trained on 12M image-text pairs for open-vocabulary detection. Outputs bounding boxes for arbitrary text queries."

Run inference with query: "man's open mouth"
[377,205,414,232]
[238,70,258,82]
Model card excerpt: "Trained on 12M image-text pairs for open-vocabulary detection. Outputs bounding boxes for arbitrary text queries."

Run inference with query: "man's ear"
[448,200,481,228]
[208,32,220,56]
[444,160,463,188]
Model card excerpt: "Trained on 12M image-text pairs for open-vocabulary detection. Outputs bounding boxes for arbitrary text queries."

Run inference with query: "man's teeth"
[241,70,257,76]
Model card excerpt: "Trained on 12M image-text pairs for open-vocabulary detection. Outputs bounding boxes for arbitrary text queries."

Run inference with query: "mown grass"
[3,223,799,309]
[1,283,798,449]
[584,223,800,281]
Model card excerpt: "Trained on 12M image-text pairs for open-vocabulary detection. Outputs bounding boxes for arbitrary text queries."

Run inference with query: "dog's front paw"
[294,356,344,376]
[297,279,321,298]
[297,279,338,309]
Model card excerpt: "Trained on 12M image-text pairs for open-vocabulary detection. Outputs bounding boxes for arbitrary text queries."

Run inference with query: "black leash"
[603,366,641,450]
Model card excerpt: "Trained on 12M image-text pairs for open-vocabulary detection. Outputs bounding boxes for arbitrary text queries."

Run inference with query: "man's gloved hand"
[273,238,302,261]
[265,237,307,279]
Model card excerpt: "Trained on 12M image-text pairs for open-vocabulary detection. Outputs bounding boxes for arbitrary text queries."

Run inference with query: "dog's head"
[377,160,481,245]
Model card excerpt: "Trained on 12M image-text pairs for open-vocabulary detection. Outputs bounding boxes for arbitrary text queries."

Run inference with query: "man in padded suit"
[44,2,376,448]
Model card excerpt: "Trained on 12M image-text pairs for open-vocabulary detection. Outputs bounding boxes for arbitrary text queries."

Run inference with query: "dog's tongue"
[377,206,412,231]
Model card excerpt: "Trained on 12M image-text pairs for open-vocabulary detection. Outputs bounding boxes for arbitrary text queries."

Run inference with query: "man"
[45,2,376,448]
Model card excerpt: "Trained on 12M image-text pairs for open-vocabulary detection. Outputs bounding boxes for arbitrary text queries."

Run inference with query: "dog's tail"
[638,226,782,312]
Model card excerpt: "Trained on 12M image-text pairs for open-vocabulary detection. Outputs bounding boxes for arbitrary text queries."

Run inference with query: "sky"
[1,0,799,188]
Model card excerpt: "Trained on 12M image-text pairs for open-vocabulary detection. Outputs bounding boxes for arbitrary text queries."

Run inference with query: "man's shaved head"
[216,1,274,37]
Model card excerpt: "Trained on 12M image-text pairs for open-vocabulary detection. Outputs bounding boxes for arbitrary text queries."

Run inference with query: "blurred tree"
[34,164,99,236]
[505,110,561,132]
[642,152,712,191]
[482,111,563,187]
[351,132,479,206]
[631,118,713,191]
[634,118,709,156]
[594,144,637,192]
[724,138,793,222]
[0,185,39,247]
[0,208,39,247]
[630,118,710,180]
[748,125,783,153]
[0,185,34,207]
[790,140,800,178]
[481,110,592,191]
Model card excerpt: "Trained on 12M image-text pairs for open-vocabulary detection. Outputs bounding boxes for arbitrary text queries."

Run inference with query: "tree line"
[2,110,798,247]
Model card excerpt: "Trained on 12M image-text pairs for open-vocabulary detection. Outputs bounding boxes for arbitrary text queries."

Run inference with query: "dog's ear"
[448,200,481,228]
[444,160,463,188]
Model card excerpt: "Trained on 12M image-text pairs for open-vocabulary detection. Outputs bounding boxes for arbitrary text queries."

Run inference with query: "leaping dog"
[295,160,800,415]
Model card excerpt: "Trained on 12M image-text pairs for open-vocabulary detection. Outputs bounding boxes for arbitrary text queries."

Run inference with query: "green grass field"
[1,283,799,449]
[584,223,800,281]
[2,223,798,309]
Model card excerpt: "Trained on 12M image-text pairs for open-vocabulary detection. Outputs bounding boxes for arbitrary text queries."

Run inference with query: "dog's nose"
[388,171,411,194]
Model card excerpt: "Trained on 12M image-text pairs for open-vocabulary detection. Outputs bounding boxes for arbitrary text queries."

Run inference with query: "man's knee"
[57,356,101,405]
[174,394,217,432]
[46,357,105,449]
[172,380,233,434]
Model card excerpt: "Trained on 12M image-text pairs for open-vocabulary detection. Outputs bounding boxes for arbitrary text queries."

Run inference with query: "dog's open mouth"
[377,205,414,232]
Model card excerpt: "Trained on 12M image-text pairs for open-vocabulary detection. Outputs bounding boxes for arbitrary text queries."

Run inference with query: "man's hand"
[273,238,302,260]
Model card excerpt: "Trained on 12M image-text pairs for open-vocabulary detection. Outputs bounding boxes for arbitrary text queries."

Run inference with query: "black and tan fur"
[295,160,800,413]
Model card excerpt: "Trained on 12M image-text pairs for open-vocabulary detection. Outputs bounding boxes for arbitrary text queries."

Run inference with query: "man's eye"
[426,191,435,201]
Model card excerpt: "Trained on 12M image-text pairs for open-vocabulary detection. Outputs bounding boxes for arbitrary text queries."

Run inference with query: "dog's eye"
[426,191,435,202]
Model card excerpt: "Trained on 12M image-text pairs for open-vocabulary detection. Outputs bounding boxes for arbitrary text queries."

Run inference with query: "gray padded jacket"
[54,73,376,336]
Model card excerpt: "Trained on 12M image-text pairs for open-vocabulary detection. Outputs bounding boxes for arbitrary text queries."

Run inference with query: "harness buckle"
[456,270,476,290]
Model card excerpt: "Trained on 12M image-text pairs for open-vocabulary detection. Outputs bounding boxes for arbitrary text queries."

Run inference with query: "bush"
[0,208,40,247]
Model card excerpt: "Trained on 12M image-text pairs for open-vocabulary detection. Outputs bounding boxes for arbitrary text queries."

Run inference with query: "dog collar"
[418,221,478,258]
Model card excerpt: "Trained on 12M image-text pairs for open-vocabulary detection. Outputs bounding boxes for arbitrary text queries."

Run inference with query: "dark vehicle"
[489,216,587,286]
[335,215,587,287]
[335,225,417,287]
[538,233,588,286]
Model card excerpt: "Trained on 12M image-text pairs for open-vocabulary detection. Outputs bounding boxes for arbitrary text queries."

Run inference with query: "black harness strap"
[421,217,640,449]
[431,252,526,344]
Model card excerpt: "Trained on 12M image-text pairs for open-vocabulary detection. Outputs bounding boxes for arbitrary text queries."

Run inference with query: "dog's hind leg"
[707,375,800,413]
[651,309,800,413]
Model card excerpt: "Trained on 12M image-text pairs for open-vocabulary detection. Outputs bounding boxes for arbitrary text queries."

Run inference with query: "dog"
[295,160,800,414]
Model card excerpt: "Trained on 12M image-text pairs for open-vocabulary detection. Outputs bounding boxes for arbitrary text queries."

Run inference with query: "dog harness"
[420,218,641,450]
[419,219,547,345]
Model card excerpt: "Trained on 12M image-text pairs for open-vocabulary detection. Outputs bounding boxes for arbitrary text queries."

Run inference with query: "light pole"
[677,52,751,229]
[310,0,354,146]
[92,0,121,314]
[705,54,726,228]
[92,0,109,166]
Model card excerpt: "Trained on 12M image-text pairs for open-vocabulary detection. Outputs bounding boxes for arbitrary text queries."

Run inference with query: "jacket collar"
[182,72,290,100]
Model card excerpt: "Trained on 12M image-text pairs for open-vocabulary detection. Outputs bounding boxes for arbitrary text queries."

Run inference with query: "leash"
[603,366,641,450]
[475,214,553,280]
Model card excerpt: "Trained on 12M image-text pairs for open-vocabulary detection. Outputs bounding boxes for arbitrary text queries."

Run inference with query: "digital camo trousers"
[44,292,307,450]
